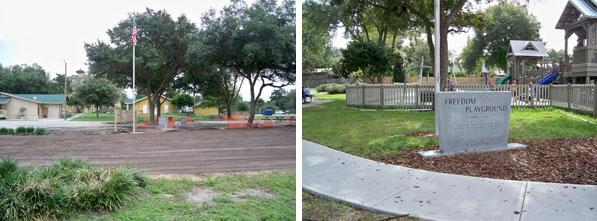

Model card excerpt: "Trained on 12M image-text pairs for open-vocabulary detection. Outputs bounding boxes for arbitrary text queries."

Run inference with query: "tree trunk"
[225,101,232,119]
[439,6,449,91]
[147,93,155,124]
[96,105,99,118]
[247,80,256,125]
[155,96,161,119]
[425,25,435,74]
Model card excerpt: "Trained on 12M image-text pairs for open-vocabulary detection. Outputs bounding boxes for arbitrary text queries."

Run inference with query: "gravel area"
[375,137,597,185]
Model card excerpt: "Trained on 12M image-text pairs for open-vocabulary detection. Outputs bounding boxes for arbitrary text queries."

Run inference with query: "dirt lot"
[375,137,597,185]
[0,127,295,175]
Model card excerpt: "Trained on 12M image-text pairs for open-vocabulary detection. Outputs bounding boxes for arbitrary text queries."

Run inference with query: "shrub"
[327,84,347,94]
[34,128,49,136]
[0,158,146,220]
[316,84,346,93]
[0,127,48,136]
[454,72,468,77]
[15,127,27,135]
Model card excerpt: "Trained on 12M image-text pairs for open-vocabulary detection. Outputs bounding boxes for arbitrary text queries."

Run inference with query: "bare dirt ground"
[0,127,295,175]
[375,137,597,185]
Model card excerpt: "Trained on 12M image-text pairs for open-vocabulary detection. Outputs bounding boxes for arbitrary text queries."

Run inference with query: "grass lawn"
[304,93,597,158]
[303,192,417,221]
[71,113,117,121]
[74,171,295,220]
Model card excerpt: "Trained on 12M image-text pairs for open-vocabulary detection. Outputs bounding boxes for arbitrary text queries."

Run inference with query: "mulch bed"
[373,137,597,185]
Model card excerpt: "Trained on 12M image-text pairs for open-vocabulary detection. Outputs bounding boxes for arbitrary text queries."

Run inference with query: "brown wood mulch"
[374,137,597,185]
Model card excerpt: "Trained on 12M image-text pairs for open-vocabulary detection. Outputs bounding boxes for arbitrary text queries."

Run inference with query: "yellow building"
[193,106,219,116]
[124,96,177,115]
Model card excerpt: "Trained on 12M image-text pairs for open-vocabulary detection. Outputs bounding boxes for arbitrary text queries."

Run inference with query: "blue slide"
[539,69,559,85]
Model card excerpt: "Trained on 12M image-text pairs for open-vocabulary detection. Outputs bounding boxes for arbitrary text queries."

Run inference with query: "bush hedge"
[0,127,48,136]
[0,158,146,220]
[316,83,347,94]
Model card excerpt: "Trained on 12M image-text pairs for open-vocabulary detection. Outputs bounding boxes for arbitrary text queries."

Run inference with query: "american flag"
[132,20,139,46]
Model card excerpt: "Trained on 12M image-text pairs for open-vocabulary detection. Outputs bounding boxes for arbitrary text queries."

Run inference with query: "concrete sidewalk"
[303,140,597,221]
[0,119,111,129]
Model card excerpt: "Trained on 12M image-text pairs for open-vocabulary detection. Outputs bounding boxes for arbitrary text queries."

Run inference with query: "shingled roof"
[508,40,549,58]
[556,0,597,29]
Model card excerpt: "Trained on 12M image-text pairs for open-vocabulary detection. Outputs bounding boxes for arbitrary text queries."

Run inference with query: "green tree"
[269,88,293,111]
[85,8,197,124]
[338,40,393,83]
[73,78,119,118]
[0,64,51,94]
[465,3,541,71]
[236,101,250,112]
[302,0,339,71]
[547,49,566,63]
[460,37,485,73]
[171,93,194,112]
[199,0,295,124]
[286,89,296,112]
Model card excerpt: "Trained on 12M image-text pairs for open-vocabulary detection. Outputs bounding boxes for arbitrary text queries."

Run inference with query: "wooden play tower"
[506,40,550,84]
[556,0,597,84]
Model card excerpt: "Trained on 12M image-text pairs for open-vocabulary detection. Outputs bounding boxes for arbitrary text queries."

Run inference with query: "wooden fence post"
[567,83,572,111]
[529,83,534,107]
[415,84,420,109]
[593,83,597,117]
[548,84,553,106]
[361,84,366,107]
[380,84,385,108]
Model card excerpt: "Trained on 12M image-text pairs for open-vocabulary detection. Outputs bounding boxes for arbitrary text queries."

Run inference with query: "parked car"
[0,110,6,120]
[262,108,274,116]
[274,110,285,115]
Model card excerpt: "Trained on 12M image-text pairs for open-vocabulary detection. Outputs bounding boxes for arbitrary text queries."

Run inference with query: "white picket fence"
[346,84,597,116]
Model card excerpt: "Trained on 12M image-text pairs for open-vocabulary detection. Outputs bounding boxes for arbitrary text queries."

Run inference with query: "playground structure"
[505,40,561,85]
[556,0,597,84]
[458,0,597,86]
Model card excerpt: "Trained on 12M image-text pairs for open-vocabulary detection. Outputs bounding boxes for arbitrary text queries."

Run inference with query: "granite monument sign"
[419,91,526,157]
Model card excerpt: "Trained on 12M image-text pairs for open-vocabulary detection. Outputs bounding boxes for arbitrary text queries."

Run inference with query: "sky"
[332,0,576,63]
[0,0,293,101]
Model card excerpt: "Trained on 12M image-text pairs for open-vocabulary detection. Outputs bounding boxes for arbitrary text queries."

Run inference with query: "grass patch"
[304,94,597,158]
[74,172,296,220]
[303,192,417,221]
[71,113,117,122]
[0,158,146,220]
[312,92,347,101]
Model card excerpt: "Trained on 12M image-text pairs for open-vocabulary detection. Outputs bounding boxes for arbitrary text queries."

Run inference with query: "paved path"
[303,140,597,221]
[0,119,111,129]
[303,98,333,108]
[0,128,295,175]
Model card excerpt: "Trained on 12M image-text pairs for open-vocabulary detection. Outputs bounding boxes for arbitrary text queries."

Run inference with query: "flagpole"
[132,18,136,133]
[434,0,440,136]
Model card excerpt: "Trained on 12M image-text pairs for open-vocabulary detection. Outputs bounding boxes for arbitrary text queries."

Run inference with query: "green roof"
[0,97,10,104]
[124,96,171,105]
[124,97,137,105]
[1,93,65,104]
